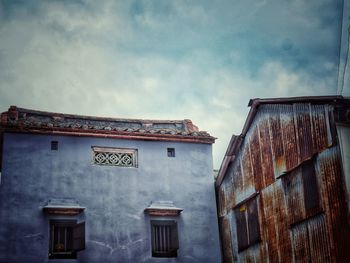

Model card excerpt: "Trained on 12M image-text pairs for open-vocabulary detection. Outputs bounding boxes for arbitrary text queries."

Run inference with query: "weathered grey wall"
[0,133,221,263]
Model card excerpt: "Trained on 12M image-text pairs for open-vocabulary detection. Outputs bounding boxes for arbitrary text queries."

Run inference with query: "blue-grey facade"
[0,107,221,263]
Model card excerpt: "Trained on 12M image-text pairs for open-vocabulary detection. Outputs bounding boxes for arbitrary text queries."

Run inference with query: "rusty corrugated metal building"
[216,96,350,262]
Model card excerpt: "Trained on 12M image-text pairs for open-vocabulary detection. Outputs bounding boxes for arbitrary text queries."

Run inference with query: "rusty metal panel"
[258,110,274,187]
[280,104,299,170]
[261,181,292,262]
[238,244,261,263]
[249,124,264,191]
[218,186,226,217]
[231,154,243,207]
[240,139,256,201]
[282,168,306,224]
[325,105,337,147]
[291,220,310,262]
[260,184,279,262]
[302,161,320,215]
[223,176,234,211]
[247,197,260,246]
[234,206,249,252]
[307,214,331,262]
[317,146,350,262]
[267,104,286,178]
[294,103,314,162]
[219,216,234,263]
[311,105,329,153]
[291,213,331,262]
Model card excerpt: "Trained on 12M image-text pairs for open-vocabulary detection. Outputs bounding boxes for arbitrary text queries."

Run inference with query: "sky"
[0,0,344,169]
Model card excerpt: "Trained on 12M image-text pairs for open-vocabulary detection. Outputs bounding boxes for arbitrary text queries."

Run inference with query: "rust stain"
[281,104,299,170]
[250,125,264,191]
[282,168,306,224]
[219,217,233,263]
[267,104,286,177]
[258,114,274,187]
[317,146,350,262]
[241,139,255,194]
[294,103,314,162]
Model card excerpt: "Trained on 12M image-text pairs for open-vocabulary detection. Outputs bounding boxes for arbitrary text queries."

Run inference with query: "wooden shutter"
[302,162,320,214]
[151,220,178,257]
[235,206,249,251]
[247,197,260,245]
[73,222,85,252]
[170,221,179,250]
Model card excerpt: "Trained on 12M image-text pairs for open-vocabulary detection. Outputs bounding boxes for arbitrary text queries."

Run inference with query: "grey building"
[0,106,221,263]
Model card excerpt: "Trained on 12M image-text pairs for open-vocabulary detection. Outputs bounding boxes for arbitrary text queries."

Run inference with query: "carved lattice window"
[92,147,138,167]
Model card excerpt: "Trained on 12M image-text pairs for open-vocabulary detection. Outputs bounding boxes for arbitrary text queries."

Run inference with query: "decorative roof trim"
[0,106,216,144]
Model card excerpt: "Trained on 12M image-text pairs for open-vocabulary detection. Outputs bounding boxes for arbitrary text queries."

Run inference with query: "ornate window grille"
[92,147,138,167]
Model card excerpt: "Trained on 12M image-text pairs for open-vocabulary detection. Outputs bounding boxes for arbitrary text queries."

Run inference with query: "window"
[92,146,138,167]
[49,220,85,259]
[282,161,321,224]
[234,197,260,252]
[167,148,175,157]
[151,220,179,257]
[302,162,320,213]
[51,141,58,151]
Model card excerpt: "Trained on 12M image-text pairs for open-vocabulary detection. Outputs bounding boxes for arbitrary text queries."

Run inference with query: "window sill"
[238,240,262,253]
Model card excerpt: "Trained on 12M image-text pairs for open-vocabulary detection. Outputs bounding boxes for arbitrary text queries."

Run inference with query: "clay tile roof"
[0,106,216,144]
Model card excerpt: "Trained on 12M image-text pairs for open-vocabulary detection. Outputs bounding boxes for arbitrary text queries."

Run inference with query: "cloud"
[0,0,343,168]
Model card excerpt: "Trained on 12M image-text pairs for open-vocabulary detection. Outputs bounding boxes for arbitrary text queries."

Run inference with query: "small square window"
[49,220,85,259]
[151,220,179,257]
[167,148,175,157]
[51,141,58,151]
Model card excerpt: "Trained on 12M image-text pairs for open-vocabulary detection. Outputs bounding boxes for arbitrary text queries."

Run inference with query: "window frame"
[282,160,322,225]
[48,220,85,260]
[151,220,179,258]
[234,196,261,252]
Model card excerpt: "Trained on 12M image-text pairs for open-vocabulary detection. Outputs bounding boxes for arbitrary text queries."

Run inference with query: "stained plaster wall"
[0,133,221,263]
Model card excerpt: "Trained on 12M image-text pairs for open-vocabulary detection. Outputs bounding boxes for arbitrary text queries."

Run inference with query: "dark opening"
[49,220,85,259]
[51,141,58,151]
[151,220,178,257]
[49,221,76,259]
[235,197,261,252]
[167,148,175,157]
[302,162,320,213]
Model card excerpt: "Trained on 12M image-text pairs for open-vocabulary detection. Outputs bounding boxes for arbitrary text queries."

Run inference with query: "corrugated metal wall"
[217,103,350,262]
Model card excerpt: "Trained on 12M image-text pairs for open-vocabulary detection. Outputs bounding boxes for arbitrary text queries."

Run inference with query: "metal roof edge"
[248,95,345,107]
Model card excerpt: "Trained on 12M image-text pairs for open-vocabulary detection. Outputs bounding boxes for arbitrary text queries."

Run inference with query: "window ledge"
[43,199,85,215]
[144,201,183,216]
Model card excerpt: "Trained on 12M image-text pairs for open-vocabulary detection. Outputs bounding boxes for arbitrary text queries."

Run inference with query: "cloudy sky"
[0,0,344,168]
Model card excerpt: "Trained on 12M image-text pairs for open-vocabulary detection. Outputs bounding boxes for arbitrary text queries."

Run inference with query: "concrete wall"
[0,133,221,263]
